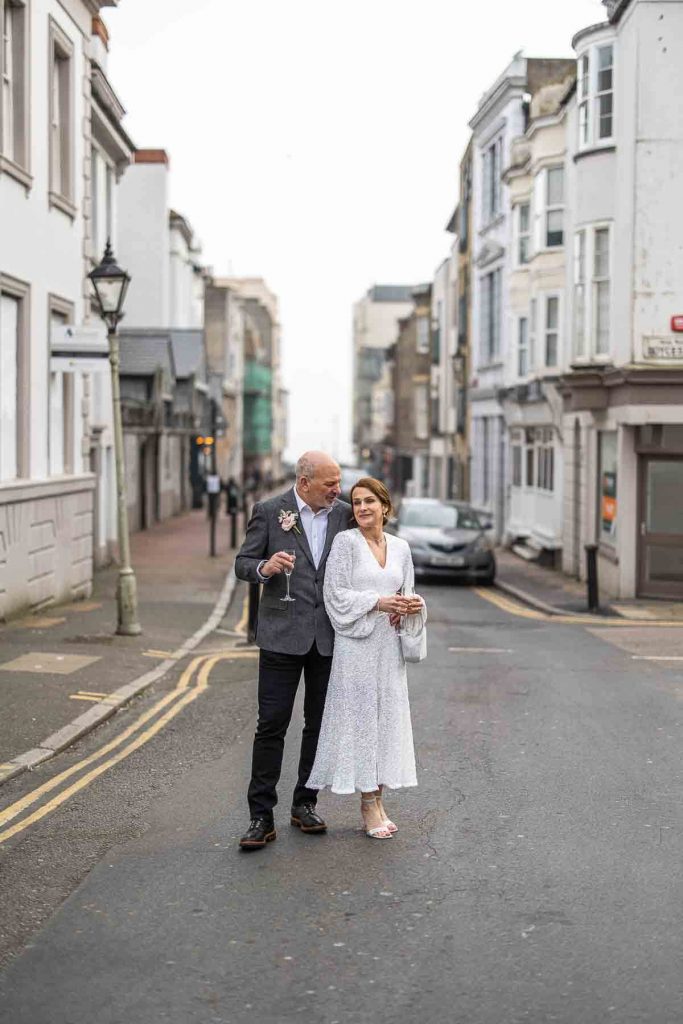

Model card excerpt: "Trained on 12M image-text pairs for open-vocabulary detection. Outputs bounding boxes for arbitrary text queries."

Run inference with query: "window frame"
[414,383,429,441]
[545,166,564,248]
[0,272,30,479]
[0,0,29,182]
[48,15,75,216]
[573,223,612,361]
[480,267,502,364]
[415,314,430,355]
[48,293,75,476]
[573,229,587,357]
[517,315,529,378]
[482,135,503,225]
[515,201,531,267]
[592,225,611,355]
[511,443,522,488]
[543,293,561,369]
[577,40,615,151]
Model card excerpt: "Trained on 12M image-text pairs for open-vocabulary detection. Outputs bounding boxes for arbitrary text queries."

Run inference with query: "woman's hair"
[349,477,394,524]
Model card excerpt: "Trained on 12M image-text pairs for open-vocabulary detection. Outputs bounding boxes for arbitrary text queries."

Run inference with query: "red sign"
[671,315,683,333]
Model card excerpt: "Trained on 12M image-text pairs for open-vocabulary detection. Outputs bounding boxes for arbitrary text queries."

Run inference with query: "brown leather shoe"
[290,802,327,833]
[239,817,276,850]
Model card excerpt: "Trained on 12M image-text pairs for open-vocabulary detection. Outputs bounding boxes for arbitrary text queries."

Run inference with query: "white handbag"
[400,627,427,664]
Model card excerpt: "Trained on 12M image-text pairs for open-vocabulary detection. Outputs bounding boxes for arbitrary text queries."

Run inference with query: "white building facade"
[0,0,132,618]
[352,285,414,473]
[502,75,574,565]
[468,55,577,543]
[428,249,460,500]
[468,57,529,539]
[560,0,683,599]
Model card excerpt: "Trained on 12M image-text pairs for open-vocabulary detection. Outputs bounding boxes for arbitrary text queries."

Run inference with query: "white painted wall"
[117,160,171,328]
[561,0,683,598]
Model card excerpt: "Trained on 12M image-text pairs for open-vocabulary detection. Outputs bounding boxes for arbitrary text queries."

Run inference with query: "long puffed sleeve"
[324,532,380,638]
[401,545,427,638]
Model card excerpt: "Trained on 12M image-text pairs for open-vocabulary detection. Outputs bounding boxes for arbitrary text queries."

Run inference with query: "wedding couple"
[234,451,427,849]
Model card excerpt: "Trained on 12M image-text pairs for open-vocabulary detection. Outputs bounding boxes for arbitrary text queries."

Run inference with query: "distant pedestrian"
[234,451,350,850]
[225,476,240,515]
[307,478,426,839]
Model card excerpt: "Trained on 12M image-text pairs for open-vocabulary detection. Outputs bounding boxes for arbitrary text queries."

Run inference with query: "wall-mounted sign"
[671,316,683,333]
[51,324,108,355]
[641,335,683,361]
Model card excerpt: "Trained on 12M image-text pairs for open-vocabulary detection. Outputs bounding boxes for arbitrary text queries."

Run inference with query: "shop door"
[638,457,683,598]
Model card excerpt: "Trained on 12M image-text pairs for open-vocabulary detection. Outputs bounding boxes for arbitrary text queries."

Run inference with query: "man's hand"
[260,551,296,577]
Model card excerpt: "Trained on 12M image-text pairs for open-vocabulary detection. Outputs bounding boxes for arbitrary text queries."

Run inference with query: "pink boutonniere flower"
[278,509,301,534]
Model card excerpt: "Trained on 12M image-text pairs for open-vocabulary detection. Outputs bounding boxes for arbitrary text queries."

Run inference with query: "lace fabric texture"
[307,529,426,795]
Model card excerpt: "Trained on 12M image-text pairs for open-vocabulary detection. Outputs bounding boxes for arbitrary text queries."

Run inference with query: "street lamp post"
[88,241,141,636]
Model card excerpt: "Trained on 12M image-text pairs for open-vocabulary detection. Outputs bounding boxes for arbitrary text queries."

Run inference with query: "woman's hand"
[377,595,410,615]
[403,595,424,616]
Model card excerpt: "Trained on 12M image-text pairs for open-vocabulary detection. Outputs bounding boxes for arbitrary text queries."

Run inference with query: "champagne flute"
[281,549,296,602]
[395,583,412,636]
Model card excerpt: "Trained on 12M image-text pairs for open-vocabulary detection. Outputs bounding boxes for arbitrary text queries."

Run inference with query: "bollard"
[247,582,260,644]
[208,492,218,557]
[229,511,238,549]
[584,543,599,612]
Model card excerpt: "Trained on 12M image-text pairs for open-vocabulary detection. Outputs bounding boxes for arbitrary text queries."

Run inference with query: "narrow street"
[1,577,681,1024]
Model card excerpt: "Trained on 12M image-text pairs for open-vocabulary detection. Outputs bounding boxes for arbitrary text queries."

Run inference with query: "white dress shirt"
[293,488,331,568]
[257,489,333,581]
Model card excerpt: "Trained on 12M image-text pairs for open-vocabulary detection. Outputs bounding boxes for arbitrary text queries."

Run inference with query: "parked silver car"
[389,498,496,583]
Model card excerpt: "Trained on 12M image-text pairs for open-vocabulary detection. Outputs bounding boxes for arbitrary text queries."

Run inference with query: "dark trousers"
[247,643,332,819]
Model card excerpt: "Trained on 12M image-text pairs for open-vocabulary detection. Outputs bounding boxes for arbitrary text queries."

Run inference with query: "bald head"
[295,451,341,511]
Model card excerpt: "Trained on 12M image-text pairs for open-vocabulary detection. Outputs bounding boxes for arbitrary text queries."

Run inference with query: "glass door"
[638,457,683,598]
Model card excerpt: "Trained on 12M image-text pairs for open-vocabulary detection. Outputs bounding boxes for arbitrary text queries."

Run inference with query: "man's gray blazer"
[234,488,352,656]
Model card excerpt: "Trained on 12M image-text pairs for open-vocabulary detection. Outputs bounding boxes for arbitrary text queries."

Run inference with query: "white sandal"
[376,788,398,834]
[361,796,392,840]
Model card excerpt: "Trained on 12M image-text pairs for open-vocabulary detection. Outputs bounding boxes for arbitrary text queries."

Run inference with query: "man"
[234,452,350,850]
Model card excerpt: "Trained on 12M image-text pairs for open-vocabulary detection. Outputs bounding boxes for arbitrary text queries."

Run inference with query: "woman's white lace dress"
[307,528,426,795]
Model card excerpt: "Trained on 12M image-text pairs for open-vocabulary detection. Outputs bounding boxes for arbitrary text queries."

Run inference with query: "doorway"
[637,456,683,598]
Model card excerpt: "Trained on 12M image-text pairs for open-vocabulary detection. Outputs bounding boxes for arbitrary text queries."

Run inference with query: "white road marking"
[631,655,683,662]
[448,646,514,654]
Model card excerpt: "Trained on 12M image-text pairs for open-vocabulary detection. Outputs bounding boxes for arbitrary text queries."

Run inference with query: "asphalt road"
[0,580,682,1024]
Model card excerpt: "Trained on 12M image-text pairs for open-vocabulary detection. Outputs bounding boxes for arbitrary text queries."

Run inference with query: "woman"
[307,477,426,839]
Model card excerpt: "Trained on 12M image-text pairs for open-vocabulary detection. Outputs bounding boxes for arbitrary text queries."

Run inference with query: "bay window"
[577,41,615,150]
[573,225,611,359]
[593,227,610,354]
[573,230,587,357]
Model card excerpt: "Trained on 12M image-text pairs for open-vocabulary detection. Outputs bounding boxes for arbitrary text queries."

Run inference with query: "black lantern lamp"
[88,240,131,332]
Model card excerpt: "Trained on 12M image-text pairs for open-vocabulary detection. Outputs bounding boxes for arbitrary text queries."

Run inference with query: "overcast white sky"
[106,0,606,464]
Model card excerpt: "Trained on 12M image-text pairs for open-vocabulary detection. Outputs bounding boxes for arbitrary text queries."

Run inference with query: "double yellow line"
[0,652,231,846]
[474,586,683,628]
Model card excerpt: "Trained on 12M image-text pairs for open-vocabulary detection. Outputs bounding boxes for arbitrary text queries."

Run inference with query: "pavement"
[1,576,682,1022]
[494,547,683,621]
[0,504,247,785]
